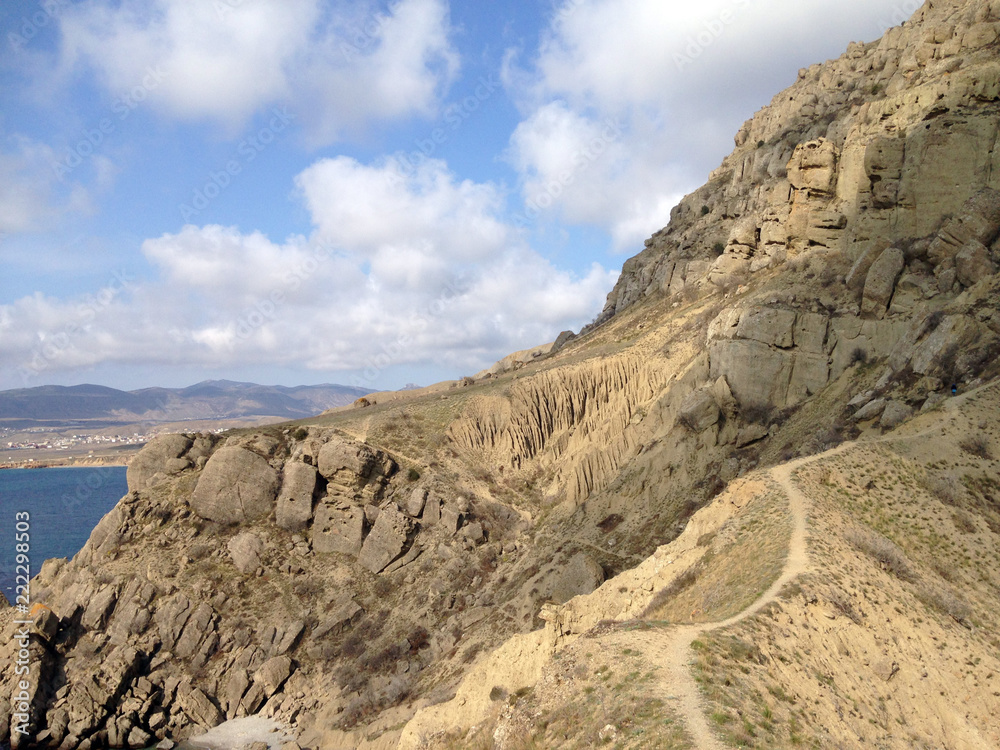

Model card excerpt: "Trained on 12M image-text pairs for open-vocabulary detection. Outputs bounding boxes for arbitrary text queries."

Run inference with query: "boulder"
[276,462,318,532]
[358,505,413,573]
[881,401,915,429]
[736,307,796,348]
[228,532,264,574]
[317,440,378,479]
[853,398,888,422]
[311,502,365,557]
[126,434,193,492]
[955,240,996,287]
[190,447,280,525]
[552,553,605,604]
[254,655,294,696]
[405,487,428,518]
[678,389,721,432]
[861,247,905,318]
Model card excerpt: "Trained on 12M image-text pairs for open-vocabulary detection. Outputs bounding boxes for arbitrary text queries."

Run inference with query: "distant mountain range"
[0,380,371,423]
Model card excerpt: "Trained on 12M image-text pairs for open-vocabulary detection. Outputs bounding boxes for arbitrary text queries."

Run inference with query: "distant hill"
[0,380,371,423]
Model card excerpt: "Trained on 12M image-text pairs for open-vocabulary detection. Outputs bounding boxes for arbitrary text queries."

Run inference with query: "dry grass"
[644,487,790,623]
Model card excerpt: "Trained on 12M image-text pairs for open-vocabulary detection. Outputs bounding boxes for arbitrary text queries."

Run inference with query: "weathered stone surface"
[176,684,223,728]
[853,398,888,422]
[312,600,363,640]
[254,655,294,696]
[709,339,793,408]
[552,553,605,604]
[228,532,264,574]
[955,240,996,287]
[678,389,721,432]
[439,505,462,535]
[317,440,377,479]
[276,462,318,532]
[862,247,905,318]
[311,502,365,556]
[127,433,194,492]
[881,400,915,429]
[787,138,838,194]
[191,447,280,525]
[405,487,428,518]
[358,506,413,573]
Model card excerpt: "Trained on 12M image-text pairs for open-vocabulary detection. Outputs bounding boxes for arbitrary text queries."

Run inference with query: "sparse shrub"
[293,578,323,599]
[701,205,711,216]
[845,527,913,581]
[374,576,396,598]
[489,686,508,702]
[923,474,965,506]
[407,467,421,481]
[917,582,972,626]
[849,347,869,366]
[826,587,863,625]
[188,542,213,561]
[740,402,774,426]
[959,435,991,460]
[597,514,623,533]
[353,397,371,409]
[757,140,765,148]
[712,241,725,256]
[291,427,309,440]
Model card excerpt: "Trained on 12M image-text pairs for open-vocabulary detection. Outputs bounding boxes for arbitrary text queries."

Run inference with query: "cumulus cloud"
[0,159,617,389]
[506,0,904,250]
[56,0,459,142]
[0,135,97,236]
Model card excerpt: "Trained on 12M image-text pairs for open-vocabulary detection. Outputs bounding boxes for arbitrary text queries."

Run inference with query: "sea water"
[0,466,127,603]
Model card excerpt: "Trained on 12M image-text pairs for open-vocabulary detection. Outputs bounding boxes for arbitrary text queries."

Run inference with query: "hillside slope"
[2,2,1000,749]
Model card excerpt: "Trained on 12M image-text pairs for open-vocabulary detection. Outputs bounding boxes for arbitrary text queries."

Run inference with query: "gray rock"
[191,447,280,525]
[439,504,462,535]
[845,245,881,290]
[228,532,264,574]
[312,600,363,640]
[176,684,223,728]
[853,398,888,421]
[127,433,193,492]
[862,247,905,318]
[553,553,605,603]
[358,505,413,573]
[155,740,176,750]
[311,502,365,556]
[463,521,484,543]
[678,389,721,432]
[881,400,915,429]
[955,240,996,287]
[405,487,428,518]
[276,462,318,532]
[317,440,377,479]
[422,496,441,526]
[254,655,294,696]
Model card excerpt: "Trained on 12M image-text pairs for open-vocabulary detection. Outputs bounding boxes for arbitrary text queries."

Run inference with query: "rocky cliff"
[3,2,1000,749]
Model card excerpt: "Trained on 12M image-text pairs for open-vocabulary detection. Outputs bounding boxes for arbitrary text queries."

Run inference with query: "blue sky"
[0,0,913,392]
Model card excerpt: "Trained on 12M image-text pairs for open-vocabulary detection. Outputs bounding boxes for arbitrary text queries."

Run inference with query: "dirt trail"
[635,441,852,749]
[637,383,999,749]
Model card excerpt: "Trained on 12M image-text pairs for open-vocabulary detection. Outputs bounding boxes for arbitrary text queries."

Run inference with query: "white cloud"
[0,159,617,388]
[0,135,96,237]
[506,0,905,250]
[57,0,459,142]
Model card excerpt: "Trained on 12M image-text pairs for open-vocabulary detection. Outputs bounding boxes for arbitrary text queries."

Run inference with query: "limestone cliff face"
[599,0,1000,320]
[585,0,1000,421]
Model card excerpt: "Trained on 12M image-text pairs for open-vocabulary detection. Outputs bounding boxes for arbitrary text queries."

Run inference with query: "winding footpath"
[644,382,993,748]
[650,443,854,750]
